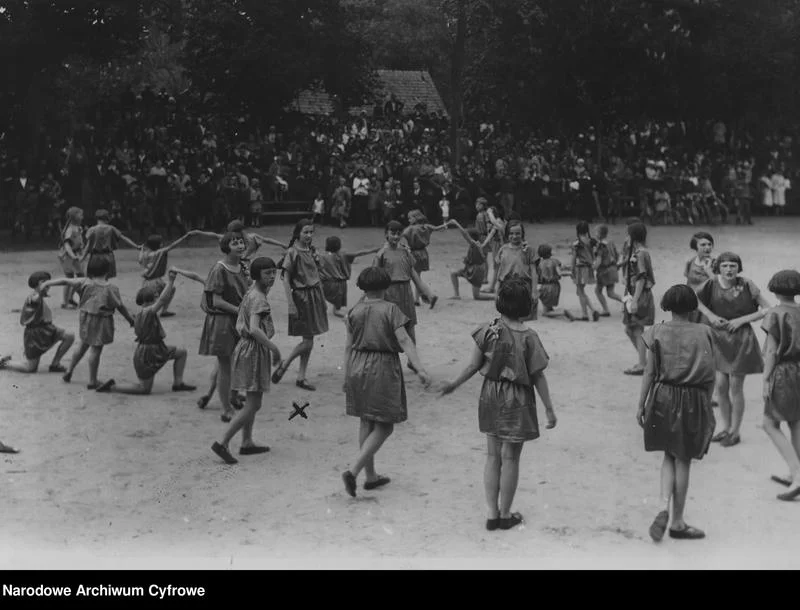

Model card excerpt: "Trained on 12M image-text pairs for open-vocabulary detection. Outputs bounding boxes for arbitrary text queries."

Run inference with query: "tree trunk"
[449,0,467,169]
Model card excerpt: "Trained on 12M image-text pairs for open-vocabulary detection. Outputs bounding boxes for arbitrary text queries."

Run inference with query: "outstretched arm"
[152,271,177,314]
[347,246,382,261]
[160,231,195,254]
[252,234,290,250]
[439,344,484,396]
[114,227,140,249]
[427,223,448,232]
[171,267,206,284]
[41,277,84,291]
[192,230,223,240]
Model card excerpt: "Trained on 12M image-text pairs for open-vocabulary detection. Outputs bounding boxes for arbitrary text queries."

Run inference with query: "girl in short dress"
[212,258,283,465]
[138,231,197,318]
[0,272,74,374]
[199,231,249,422]
[622,222,656,376]
[570,221,600,322]
[341,267,430,497]
[62,257,136,389]
[318,235,381,317]
[684,232,716,322]
[696,252,771,447]
[372,221,436,352]
[402,210,447,306]
[271,220,328,392]
[637,285,716,542]
[482,205,507,293]
[536,244,574,320]
[440,279,556,531]
[194,220,287,280]
[760,270,800,501]
[95,269,196,395]
[57,206,85,309]
[492,222,539,322]
[593,224,623,317]
[447,219,497,301]
[81,208,140,279]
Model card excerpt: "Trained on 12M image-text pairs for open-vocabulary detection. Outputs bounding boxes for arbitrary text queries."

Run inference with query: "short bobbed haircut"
[219,231,244,254]
[385,220,404,234]
[226,220,246,233]
[325,236,342,252]
[250,257,277,281]
[627,222,647,245]
[28,271,52,289]
[145,234,163,251]
[768,269,800,296]
[95,209,110,221]
[136,285,160,306]
[496,278,533,319]
[689,231,714,251]
[86,256,111,279]
[537,244,552,259]
[713,251,742,274]
[596,225,609,239]
[357,266,392,292]
[505,220,525,241]
[576,221,590,236]
[660,284,698,314]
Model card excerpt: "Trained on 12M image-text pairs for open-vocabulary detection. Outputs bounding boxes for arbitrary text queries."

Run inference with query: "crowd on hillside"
[0,84,797,239]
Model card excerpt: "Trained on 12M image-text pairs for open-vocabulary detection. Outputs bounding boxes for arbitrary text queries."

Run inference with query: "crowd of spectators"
[0,84,797,240]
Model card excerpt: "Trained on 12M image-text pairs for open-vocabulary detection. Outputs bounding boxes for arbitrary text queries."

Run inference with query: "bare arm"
[348,246,382,260]
[192,230,223,240]
[479,228,498,250]
[117,302,135,327]
[532,371,556,428]
[636,345,657,426]
[81,232,96,262]
[396,327,429,384]
[161,232,195,253]
[283,273,297,315]
[115,227,140,249]
[762,331,778,400]
[439,344,484,395]
[249,313,281,361]
[427,223,448,232]
[253,235,289,249]
[172,267,206,284]
[41,277,84,290]
[151,272,177,313]
[727,292,771,330]
[344,326,354,382]
[63,242,78,260]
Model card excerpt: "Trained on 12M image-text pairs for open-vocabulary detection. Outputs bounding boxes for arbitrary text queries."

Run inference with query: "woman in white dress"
[771,167,789,216]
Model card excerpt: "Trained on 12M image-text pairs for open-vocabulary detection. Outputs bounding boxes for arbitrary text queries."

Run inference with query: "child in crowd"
[536,244,574,320]
[311,191,326,225]
[318,236,381,318]
[482,205,507,293]
[623,222,656,376]
[62,257,136,388]
[138,231,197,318]
[249,179,263,228]
[57,206,85,309]
[271,220,328,392]
[403,210,447,306]
[0,272,75,374]
[212,257,283,465]
[94,268,196,395]
[81,208,140,279]
[638,285,716,542]
[440,279,556,531]
[341,267,430,497]
[193,220,288,280]
[570,221,600,322]
[491,222,539,321]
[593,224,623,316]
[448,219,497,301]
[760,270,800,502]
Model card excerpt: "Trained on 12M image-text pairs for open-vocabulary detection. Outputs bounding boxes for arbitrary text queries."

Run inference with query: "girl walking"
[212,258,283,465]
[570,221,600,322]
[138,231,197,318]
[318,236,381,318]
[593,224,623,316]
[81,208,140,279]
[271,220,328,392]
[447,219,497,301]
[57,206,85,309]
[622,222,656,376]
[760,270,800,501]
[637,285,717,542]
[341,267,430,496]
[440,279,556,531]
[402,210,446,306]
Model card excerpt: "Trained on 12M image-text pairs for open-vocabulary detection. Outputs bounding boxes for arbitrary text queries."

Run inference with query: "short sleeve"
[281,248,298,276]
[761,309,779,339]
[204,263,226,295]
[637,249,652,276]
[252,292,271,317]
[642,325,656,351]
[345,252,357,264]
[387,302,410,331]
[745,278,761,299]
[110,226,121,247]
[75,278,91,298]
[108,285,123,309]
[525,331,549,376]
[696,279,713,307]
[471,323,491,352]
[523,247,535,266]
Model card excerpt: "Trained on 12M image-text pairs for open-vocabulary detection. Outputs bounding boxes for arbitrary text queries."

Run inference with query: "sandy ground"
[1,219,799,570]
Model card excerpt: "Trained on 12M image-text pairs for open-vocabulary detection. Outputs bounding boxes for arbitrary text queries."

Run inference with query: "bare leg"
[624,326,646,369]
[450,271,461,299]
[219,391,261,448]
[484,435,501,520]
[670,457,692,530]
[764,416,800,486]
[51,334,75,368]
[105,377,155,395]
[172,348,187,386]
[0,355,38,373]
[715,372,732,434]
[239,391,263,448]
[595,284,609,314]
[65,342,90,380]
[86,346,104,386]
[216,356,233,418]
[471,285,495,301]
[499,441,524,519]
[359,419,378,481]
[728,375,746,437]
[348,422,394,477]
[606,286,624,303]
[198,365,218,408]
[659,453,676,513]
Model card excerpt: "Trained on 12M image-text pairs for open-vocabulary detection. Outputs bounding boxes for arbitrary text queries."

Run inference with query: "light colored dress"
[58,224,84,276]
[642,321,716,460]
[281,246,329,337]
[403,224,433,273]
[199,261,248,357]
[761,304,800,422]
[473,318,549,442]
[623,246,655,328]
[373,244,417,326]
[345,299,410,423]
[231,287,275,392]
[77,279,123,346]
[85,223,121,278]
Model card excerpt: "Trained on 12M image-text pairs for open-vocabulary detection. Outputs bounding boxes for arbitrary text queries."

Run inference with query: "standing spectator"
[352,168,370,227]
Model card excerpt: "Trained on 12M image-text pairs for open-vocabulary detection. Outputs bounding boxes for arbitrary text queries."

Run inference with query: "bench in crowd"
[259,201,312,224]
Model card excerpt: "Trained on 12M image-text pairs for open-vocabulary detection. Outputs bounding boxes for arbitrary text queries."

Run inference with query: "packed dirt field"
[1,219,799,569]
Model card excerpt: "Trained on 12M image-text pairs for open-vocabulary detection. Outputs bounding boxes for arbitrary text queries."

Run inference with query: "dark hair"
[625,216,642,226]
[627,222,647,245]
[28,271,51,289]
[496,278,533,319]
[596,225,609,240]
[250,256,277,281]
[226,220,246,233]
[576,221,590,237]
[136,285,159,306]
[219,231,244,254]
[537,244,552,259]
[505,220,525,241]
[467,228,481,241]
[145,234,163,251]
[689,232,714,251]
[87,256,111,279]
[660,284,698,314]
[325,236,342,252]
[713,251,743,274]
[767,269,800,296]
[356,266,392,291]
[95,209,109,221]
[287,219,314,249]
[385,220,404,233]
